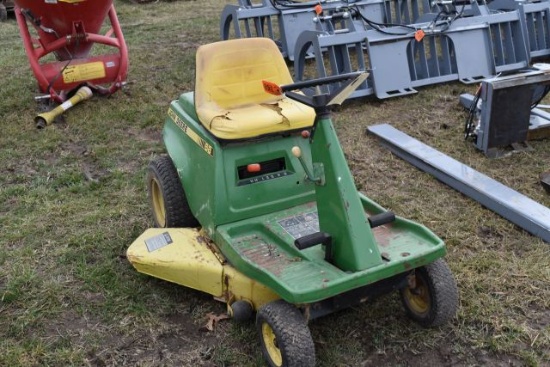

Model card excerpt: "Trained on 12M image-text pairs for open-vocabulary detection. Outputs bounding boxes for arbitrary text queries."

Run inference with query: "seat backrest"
[195,38,293,110]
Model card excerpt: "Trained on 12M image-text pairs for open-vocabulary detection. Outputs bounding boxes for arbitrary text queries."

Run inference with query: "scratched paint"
[234,235,299,277]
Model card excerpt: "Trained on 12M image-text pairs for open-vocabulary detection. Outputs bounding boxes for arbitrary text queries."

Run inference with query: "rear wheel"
[400,259,458,327]
[256,300,315,367]
[147,155,198,228]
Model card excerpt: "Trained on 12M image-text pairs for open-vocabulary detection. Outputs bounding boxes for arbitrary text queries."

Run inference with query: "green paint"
[163,92,446,303]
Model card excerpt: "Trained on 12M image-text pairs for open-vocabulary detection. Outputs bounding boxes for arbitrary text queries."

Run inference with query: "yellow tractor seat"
[194,38,315,140]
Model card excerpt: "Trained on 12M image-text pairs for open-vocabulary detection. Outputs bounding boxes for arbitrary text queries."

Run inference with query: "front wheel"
[400,259,458,328]
[147,155,198,228]
[256,300,315,367]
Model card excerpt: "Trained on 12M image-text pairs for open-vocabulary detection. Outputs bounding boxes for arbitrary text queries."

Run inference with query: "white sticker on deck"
[278,212,319,239]
[145,232,173,252]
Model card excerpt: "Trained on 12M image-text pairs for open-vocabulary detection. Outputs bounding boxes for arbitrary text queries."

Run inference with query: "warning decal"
[278,212,319,240]
[144,232,173,252]
[62,62,106,83]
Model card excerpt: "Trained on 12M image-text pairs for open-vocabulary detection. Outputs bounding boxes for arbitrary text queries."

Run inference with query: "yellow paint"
[62,62,105,84]
[128,228,279,309]
[403,274,430,315]
[194,38,315,140]
[223,266,279,310]
[262,322,283,366]
[34,86,93,127]
[149,177,166,227]
[168,108,214,156]
[58,0,87,3]
[127,228,224,296]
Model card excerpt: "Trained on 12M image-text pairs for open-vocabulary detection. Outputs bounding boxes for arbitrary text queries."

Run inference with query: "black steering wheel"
[277,72,368,109]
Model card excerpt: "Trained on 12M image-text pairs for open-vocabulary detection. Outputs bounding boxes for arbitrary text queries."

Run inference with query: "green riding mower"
[127,38,458,367]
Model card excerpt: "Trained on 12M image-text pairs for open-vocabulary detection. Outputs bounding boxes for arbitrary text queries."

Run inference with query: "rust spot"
[234,236,298,277]
[196,235,208,244]
[372,224,401,248]
[372,226,391,247]
[198,234,226,264]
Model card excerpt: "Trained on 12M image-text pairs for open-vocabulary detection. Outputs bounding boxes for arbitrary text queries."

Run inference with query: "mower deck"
[215,195,445,304]
[127,227,280,308]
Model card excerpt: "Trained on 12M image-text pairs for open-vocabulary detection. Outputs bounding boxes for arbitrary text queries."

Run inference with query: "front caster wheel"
[228,300,253,322]
[256,300,315,367]
[400,259,459,328]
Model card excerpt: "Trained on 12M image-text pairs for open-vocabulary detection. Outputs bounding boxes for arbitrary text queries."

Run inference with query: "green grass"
[1,1,549,366]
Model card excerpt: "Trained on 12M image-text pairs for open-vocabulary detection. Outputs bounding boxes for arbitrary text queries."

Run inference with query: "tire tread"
[148,155,198,228]
[401,259,459,328]
[257,300,315,367]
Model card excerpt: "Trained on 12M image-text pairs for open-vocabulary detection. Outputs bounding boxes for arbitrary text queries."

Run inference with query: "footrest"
[368,211,395,228]
[294,232,333,262]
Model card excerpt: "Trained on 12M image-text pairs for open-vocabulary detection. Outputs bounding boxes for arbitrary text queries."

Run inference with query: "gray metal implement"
[222,0,550,99]
[364,2,530,98]
[367,123,550,243]
[220,0,351,61]
[489,0,550,59]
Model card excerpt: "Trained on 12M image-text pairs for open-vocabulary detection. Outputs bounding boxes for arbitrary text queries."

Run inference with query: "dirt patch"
[361,346,526,367]
[86,312,225,367]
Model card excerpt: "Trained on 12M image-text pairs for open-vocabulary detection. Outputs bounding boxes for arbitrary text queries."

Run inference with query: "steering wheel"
[263,72,368,109]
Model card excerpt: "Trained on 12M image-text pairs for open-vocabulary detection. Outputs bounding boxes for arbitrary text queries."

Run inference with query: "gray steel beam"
[367,123,550,243]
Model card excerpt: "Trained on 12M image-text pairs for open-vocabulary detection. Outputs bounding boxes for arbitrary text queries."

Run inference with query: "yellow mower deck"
[127,228,278,309]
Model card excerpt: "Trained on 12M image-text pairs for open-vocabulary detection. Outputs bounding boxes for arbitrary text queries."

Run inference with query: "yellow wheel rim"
[150,177,166,228]
[404,275,430,315]
[262,322,283,367]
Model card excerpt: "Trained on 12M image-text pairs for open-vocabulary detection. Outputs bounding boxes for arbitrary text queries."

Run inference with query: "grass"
[1,0,549,366]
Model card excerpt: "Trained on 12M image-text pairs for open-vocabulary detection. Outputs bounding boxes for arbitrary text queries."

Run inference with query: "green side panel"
[163,92,316,236]
[220,138,315,219]
[311,117,383,271]
[215,202,446,304]
[162,94,220,235]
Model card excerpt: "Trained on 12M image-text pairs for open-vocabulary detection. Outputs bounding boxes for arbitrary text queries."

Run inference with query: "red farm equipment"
[14,0,128,110]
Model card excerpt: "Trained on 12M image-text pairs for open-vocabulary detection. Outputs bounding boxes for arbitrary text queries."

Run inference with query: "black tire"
[400,259,459,328]
[256,300,315,367]
[147,155,199,228]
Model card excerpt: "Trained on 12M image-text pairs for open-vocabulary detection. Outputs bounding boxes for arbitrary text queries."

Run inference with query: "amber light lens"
[247,163,261,173]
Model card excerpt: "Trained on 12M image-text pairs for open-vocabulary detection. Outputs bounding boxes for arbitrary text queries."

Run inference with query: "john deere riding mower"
[127,38,458,367]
